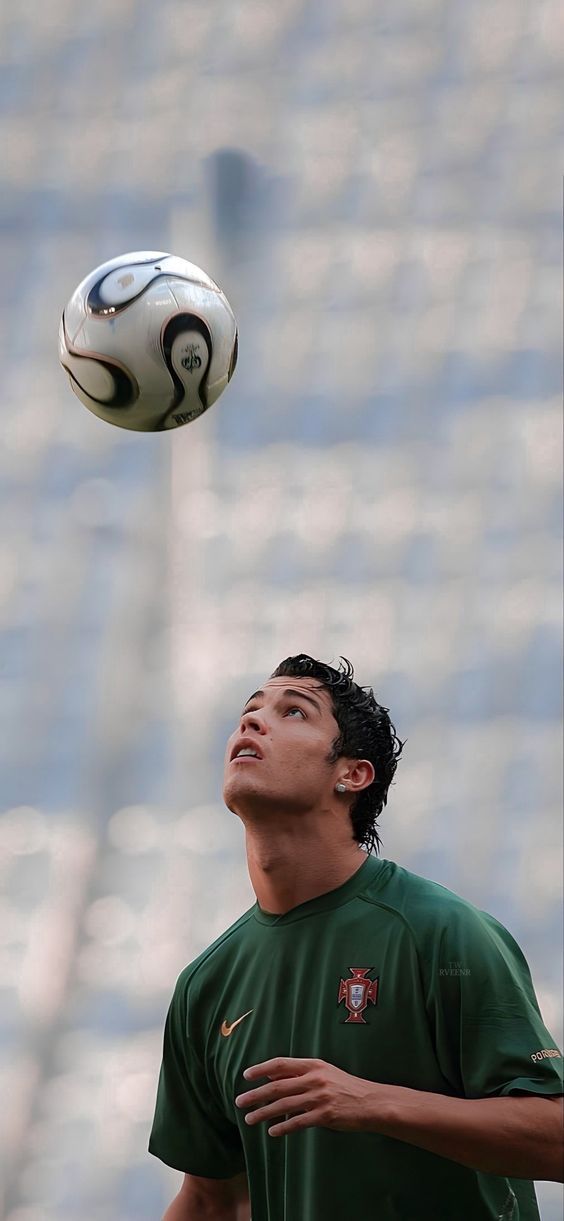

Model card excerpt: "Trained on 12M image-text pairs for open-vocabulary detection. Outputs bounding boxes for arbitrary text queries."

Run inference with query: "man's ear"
[342,759,375,794]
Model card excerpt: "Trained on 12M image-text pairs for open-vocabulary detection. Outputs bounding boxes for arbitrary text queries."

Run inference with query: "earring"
[335,782,347,793]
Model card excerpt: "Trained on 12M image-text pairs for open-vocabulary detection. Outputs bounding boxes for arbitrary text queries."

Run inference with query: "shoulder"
[367,858,517,956]
[363,855,483,919]
[172,903,256,1001]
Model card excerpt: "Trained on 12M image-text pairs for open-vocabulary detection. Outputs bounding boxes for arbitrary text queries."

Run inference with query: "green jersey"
[148,854,563,1220]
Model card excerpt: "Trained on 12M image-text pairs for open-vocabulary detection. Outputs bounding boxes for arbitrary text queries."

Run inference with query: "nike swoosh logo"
[220,1009,254,1037]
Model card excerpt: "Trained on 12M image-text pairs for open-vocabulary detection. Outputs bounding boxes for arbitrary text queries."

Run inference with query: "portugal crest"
[338,967,378,1024]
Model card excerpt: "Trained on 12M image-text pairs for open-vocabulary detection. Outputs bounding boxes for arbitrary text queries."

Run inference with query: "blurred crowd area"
[0,0,562,1218]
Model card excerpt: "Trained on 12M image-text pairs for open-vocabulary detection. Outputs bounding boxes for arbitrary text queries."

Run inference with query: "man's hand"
[235,1056,376,1137]
[234,1057,564,1179]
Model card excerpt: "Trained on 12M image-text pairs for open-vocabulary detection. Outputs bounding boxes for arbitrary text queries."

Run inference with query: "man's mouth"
[230,741,263,761]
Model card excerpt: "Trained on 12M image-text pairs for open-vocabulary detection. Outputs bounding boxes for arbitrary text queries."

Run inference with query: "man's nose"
[240,708,265,731]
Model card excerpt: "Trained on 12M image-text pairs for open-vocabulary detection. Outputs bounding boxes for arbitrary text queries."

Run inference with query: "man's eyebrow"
[243,687,323,714]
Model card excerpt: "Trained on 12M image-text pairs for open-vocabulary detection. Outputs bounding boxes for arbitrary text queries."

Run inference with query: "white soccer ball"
[59,251,238,432]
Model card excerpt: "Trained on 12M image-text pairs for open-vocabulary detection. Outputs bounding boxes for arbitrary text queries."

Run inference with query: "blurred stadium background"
[0,0,562,1217]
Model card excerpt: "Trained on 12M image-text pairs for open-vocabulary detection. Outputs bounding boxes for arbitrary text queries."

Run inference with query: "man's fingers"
[244,1093,310,1125]
[236,1076,309,1108]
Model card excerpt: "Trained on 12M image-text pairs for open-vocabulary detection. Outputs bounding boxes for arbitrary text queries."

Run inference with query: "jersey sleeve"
[148,968,246,1177]
[422,902,563,1101]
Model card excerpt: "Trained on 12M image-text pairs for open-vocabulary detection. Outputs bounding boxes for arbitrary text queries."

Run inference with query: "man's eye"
[286,707,306,718]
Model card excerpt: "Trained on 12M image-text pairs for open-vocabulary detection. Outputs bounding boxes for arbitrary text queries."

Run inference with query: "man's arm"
[237,1056,564,1181]
[162,1171,250,1221]
[367,1084,564,1181]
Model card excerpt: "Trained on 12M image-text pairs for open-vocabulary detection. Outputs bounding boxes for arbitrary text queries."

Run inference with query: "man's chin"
[223,780,259,813]
[223,782,278,819]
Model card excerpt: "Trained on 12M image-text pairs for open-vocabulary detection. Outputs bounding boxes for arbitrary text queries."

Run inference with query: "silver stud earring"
[335,782,347,793]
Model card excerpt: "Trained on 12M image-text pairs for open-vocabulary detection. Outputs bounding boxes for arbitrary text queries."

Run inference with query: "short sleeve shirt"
[148,855,563,1220]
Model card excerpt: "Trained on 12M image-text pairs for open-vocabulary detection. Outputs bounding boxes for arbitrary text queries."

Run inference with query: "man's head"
[223,653,404,854]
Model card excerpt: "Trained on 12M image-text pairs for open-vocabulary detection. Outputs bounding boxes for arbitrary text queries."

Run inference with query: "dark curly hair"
[270,653,404,856]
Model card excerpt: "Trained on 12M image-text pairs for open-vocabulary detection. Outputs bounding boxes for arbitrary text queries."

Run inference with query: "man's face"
[223,676,342,818]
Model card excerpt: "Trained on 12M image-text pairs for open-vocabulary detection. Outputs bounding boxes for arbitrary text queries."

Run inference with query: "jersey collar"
[253,853,385,925]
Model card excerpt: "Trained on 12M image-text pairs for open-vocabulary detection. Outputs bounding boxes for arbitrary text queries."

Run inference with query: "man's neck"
[245,834,368,915]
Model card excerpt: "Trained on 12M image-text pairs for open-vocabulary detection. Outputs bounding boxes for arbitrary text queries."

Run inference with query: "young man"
[149,654,563,1220]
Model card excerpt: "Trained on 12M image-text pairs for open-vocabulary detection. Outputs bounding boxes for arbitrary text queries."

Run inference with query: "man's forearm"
[364,1083,563,1181]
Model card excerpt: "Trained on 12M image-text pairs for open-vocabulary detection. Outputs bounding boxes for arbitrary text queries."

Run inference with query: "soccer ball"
[59,251,238,432]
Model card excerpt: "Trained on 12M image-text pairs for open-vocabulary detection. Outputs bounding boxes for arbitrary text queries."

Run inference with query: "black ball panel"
[161,313,212,410]
[61,317,138,408]
[228,329,238,381]
[86,255,168,316]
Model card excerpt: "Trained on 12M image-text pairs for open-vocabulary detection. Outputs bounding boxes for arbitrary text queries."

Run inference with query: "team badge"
[338,967,378,1024]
